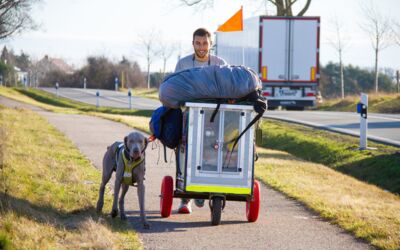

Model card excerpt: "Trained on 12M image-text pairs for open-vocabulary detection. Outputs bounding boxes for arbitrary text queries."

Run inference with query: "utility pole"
[397,70,399,93]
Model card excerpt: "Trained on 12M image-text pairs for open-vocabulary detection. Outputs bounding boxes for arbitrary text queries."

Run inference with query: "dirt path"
[0,96,372,250]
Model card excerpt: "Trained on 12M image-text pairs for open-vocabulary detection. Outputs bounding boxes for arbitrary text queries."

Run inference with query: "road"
[264,110,400,147]
[0,96,372,249]
[41,87,400,147]
[41,87,161,110]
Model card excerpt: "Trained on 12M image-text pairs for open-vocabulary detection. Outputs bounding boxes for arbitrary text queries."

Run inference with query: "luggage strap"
[227,96,266,160]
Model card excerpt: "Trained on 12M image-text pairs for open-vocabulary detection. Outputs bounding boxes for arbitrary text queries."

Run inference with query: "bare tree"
[329,16,350,99]
[0,0,39,40]
[159,42,177,79]
[360,1,392,93]
[393,21,400,46]
[178,0,312,16]
[139,31,160,89]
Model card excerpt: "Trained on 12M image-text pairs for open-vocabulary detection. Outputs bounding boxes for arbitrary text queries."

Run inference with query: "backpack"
[149,106,182,150]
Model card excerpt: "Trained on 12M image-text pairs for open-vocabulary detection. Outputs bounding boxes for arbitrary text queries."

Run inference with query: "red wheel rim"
[246,180,260,222]
[160,176,173,218]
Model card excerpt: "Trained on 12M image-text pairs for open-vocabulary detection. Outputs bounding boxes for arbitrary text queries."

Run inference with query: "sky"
[1,0,400,73]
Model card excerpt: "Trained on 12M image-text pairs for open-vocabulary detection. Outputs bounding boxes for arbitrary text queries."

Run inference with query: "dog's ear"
[124,136,128,150]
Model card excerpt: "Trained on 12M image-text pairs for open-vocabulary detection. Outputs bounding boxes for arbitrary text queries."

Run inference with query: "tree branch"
[297,0,311,16]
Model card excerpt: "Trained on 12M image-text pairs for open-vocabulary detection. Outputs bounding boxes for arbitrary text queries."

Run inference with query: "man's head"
[192,28,212,61]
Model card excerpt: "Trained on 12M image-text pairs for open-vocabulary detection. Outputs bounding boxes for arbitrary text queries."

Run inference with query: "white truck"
[215,16,320,110]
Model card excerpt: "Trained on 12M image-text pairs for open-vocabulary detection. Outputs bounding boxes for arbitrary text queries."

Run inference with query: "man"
[175,27,227,214]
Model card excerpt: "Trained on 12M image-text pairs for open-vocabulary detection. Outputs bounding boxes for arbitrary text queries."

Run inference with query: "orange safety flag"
[217,6,243,32]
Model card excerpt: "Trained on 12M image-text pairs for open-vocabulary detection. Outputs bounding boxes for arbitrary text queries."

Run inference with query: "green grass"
[0,106,141,249]
[318,93,400,113]
[1,86,400,249]
[260,119,400,194]
[120,87,159,100]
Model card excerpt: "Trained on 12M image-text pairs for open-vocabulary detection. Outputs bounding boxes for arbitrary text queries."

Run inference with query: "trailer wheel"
[246,180,260,222]
[160,176,173,218]
[210,197,223,226]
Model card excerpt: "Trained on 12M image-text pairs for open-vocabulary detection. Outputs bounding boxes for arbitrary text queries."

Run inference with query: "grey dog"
[96,131,150,229]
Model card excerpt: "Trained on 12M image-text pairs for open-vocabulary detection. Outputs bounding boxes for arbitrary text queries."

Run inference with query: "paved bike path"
[0,96,372,250]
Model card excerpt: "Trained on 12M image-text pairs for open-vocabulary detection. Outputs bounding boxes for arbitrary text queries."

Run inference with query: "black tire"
[210,197,223,226]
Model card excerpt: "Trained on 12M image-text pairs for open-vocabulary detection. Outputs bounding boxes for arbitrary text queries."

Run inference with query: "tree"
[329,16,350,99]
[0,0,39,40]
[159,42,176,80]
[319,62,395,98]
[393,21,400,47]
[360,1,392,93]
[179,0,312,16]
[139,30,160,89]
[117,57,146,88]
[15,51,31,71]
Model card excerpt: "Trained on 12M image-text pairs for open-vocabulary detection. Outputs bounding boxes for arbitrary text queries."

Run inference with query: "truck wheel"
[160,176,173,218]
[246,180,261,222]
[210,197,223,226]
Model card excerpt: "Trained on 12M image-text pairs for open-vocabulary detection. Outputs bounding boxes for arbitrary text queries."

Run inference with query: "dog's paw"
[143,222,151,230]
[111,209,118,218]
[120,214,127,220]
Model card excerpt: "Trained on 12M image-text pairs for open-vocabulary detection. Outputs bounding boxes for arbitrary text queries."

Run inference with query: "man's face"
[193,35,211,59]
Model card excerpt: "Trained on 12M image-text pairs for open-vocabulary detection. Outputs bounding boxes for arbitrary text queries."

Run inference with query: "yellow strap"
[122,154,144,185]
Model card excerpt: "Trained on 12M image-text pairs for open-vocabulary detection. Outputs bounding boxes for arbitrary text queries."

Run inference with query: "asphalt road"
[264,111,400,147]
[41,87,400,147]
[0,96,372,250]
[41,87,161,110]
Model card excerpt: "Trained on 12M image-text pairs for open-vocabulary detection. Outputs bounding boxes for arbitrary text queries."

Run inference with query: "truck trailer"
[215,16,320,110]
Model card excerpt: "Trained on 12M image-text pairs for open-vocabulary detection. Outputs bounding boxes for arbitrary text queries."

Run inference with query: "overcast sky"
[1,0,399,72]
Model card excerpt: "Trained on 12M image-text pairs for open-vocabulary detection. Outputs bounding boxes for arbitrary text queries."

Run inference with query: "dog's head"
[124,132,148,160]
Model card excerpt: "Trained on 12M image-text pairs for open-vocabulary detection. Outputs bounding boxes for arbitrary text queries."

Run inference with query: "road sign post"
[128,88,132,109]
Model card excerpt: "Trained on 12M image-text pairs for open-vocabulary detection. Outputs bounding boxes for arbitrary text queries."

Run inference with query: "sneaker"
[178,199,192,214]
[194,199,205,208]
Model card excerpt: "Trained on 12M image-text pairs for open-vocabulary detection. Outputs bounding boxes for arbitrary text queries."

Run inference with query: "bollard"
[96,90,100,108]
[115,77,119,92]
[128,88,132,109]
[356,93,368,150]
[55,82,59,97]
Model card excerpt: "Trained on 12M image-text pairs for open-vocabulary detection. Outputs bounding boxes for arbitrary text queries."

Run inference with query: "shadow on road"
[126,210,247,233]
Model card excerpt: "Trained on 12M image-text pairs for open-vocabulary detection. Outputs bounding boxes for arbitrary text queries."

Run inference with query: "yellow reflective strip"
[310,67,316,81]
[186,185,251,195]
[262,66,267,80]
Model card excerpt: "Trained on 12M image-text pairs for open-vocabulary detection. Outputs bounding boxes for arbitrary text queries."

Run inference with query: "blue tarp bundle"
[159,65,261,108]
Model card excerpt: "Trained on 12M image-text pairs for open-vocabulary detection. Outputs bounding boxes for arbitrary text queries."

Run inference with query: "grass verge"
[121,87,159,100]
[317,93,400,113]
[260,119,400,194]
[0,106,141,249]
[1,87,400,249]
